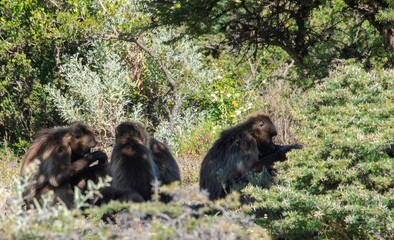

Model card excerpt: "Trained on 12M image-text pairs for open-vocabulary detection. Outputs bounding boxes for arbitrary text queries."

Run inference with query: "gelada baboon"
[20,123,108,209]
[110,122,159,201]
[200,113,302,200]
[108,122,181,203]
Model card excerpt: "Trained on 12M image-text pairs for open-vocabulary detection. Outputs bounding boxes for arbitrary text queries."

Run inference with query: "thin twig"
[96,0,176,90]
[48,0,61,9]
[131,38,176,89]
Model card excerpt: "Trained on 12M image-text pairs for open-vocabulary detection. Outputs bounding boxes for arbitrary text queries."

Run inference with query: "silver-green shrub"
[0,171,111,239]
[1,174,269,239]
[46,42,144,140]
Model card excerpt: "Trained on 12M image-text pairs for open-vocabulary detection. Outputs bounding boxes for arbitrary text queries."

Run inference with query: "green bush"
[246,64,394,239]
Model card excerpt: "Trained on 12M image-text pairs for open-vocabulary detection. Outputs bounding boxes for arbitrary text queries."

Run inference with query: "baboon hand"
[85,151,108,164]
[279,143,303,153]
[276,143,303,161]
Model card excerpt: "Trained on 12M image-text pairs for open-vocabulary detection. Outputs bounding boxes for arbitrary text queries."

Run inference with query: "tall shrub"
[46,42,143,144]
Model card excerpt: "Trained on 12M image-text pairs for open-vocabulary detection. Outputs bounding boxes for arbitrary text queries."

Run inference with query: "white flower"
[235,109,242,116]
[211,93,218,102]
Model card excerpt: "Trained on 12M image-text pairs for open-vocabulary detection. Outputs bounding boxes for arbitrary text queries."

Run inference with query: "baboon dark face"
[249,114,277,155]
[115,122,149,145]
[69,123,97,156]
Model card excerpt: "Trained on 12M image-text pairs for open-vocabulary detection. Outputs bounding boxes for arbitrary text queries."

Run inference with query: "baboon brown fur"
[109,122,158,201]
[20,123,108,209]
[200,113,302,200]
[69,153,109,195]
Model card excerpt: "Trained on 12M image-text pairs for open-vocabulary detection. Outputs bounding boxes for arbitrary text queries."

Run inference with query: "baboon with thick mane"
[20,123,108,209]
[200,113,302,200]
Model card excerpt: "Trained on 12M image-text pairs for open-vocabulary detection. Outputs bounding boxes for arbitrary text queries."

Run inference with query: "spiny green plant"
[245,63,394,239]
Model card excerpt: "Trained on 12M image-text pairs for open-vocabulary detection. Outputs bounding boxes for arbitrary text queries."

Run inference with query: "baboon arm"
[70,163,109,190]
[251,144,303,172]
[50,151,108,187]
[251,150,286,172]
[49,158,92,187]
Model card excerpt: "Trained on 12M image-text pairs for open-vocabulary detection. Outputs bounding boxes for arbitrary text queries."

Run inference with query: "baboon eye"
[259,120,265,127]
